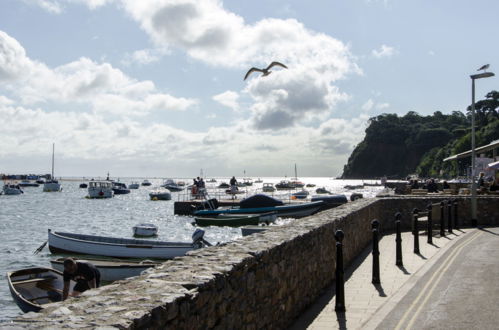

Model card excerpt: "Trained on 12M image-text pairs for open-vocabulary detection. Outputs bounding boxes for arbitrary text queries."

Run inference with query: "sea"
[0,177,384,321]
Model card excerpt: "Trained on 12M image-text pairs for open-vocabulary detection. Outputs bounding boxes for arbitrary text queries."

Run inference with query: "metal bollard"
[372,219,380,284]
[447,200,453,234]
[413,208,420,254]
[440,201,446,237]
[335,230,346,312]
[395,212,403,266]
[453,199,459,230]
[427,203,433,244]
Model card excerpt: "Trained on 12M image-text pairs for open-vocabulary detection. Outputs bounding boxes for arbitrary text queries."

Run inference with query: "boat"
[225,188,245,195]
[242,179,253,186]
[217,182,230,189]
[7,267,76,313]
[311,194,348,210]
[47,229,209,259]
[344,184,364,190]
[194,212,277,227]
[133,223,158,237]
[292,189,309,199]
[315,187,331,194]
[262,183,275,192]
[194,195,323,218]
[306,183,316,187]
[79,183,88,188]
[43,143,61,192]
[254,178,263,183]
[177,181,186,186]
[149,189,171,200]
[18,180,39,187]
[275,180,295,190]
[50,258,160,282]
[35,178,45,184]
[87,181,114,198]
[2,184,23,195]
[162,179,184,192]
[290,164,305,188]
[112,182,130,195]
[128,182,140,189]
[207,178,217,183]
[141,180,152,186]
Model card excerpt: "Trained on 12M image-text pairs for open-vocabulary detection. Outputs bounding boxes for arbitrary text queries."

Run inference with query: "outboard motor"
[192,229,212,247]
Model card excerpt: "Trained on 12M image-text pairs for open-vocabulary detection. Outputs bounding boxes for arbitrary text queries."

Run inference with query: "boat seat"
[30,296,52,302]
[13,276,57,285]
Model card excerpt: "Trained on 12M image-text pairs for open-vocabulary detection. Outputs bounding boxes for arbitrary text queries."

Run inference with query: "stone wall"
[11,196,499,329]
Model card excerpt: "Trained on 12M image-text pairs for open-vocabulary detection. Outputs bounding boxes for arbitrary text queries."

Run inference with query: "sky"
[0,0,498,178]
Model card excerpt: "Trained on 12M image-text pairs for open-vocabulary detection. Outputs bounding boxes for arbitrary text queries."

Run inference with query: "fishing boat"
[87,181,114,198]
[162,179,184,192]
[112,182,130,194]
[275,180,295,190]
[292,189,309,199]
[128,182,140,189]
[194,212,277,227]
[7,267,76,313]
[2,184,23,195]
[133,223,158,237]
[50,258,160,282]
[141,180,152,186]
[43,143,61,192]
[149,189,171,200]
[262,183,275,192]
[47,229,210,259]
[194,195,323,218]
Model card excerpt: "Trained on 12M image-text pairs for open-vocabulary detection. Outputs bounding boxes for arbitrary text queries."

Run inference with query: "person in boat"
[62,258,101,300]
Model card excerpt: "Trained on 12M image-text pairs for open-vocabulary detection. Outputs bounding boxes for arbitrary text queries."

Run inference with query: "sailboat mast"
[51,143,55,179]
[294,163,297,179]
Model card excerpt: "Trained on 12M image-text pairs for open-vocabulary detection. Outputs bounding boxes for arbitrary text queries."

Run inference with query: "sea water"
[0,177,383,321]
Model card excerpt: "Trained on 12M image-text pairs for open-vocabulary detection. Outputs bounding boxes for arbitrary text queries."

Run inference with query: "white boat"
[133,223,158,237]
[47,229,209,259]
[87,181,114,199]
[2,184,23,195]
[43,143,61,192]
[128,182,140,189]
[149,189,171,200]
[292,189,309,199]
[262,183,275,192]
[50,258,160,282]
[162,179,183,192]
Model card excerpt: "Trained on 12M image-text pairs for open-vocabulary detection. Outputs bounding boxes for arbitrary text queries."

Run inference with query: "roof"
[443,139,499,162]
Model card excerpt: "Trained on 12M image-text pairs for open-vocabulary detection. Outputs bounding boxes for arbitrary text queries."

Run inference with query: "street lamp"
[469,69,494,227]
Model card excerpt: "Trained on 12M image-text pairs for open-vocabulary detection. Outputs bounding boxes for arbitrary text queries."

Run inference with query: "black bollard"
[447,200,453,234]
[427,203,433,244]
[372,219,380,284]
[395,212,403,266]
[453,199,459,230]
[439,201,446,237]
[413,208,420,254]
[335,230,346,312]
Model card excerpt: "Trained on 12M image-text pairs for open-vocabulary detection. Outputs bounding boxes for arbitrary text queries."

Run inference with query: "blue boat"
[194,195,323,218]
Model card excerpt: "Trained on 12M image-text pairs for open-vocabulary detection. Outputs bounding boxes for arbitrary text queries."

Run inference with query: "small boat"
[292,189,309,199]
[141,180,152,186]
[311,194,348,210]
[275,180,295,190]
[3,184,23,195]
[217,182,230,189]
[194,195,323,218]
[176,181,186,186]
[254,178,263,183]
[112,182,131,194]
[306,183,316,187]
[87,181,114,198]
[315,187,331,194]
[79,183,88,188]
[162,179,183,192]
[344,184,364,190]
[194,212,277,227]
[128,182,140,189]
[243,179,253,186]
[262,183,275,192]
[225,188,245,195]
[18,180,40,187]
[47,229,209,259]
[35,178,45,184]
[43,144,61,192]
[50,258,160,282]
[207,178,217,183]
[133,223,158,237]
[290,180,305,188]
[7,267,76,313]
[149,189,171,200]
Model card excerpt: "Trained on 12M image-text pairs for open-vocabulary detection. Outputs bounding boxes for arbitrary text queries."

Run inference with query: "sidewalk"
[289,228,471,329]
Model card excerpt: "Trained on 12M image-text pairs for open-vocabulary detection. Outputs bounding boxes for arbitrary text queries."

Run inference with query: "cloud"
[121,48,169,66]
[372,44,397,58]
[361,98,389,112]
[362,99,374,112]
[212,90,240,111]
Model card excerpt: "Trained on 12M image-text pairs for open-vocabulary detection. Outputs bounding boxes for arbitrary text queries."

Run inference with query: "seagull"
[477,64,490,72]
[244,61,288,80]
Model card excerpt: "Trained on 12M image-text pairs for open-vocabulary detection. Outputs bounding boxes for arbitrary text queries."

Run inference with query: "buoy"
[152,197,158,201]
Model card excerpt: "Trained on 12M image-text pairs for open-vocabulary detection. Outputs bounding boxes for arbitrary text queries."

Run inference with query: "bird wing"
[244,67,264,80]
[267,61,288,70]
[477,64,489,71]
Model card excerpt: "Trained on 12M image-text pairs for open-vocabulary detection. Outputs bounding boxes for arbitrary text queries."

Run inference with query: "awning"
[488,160,499,170]
[443,139,499,162]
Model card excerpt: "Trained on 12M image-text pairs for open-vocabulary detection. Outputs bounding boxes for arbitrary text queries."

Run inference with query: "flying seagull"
[244,61,288,80]
[477,64,490,72]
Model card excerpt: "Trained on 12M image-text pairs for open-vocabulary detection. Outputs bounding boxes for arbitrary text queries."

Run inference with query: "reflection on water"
[0,177,382,320]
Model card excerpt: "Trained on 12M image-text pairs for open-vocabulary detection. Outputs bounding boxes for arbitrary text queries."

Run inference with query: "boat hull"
[194,201,323,218]
[43,182,61,192]
[195,213,276,227]
[48,229,199,259]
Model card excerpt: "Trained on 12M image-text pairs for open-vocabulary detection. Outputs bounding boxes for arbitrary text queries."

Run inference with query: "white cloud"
[361,98,389,112]
[121,48,169,66]
[372,44,397,58]
[212,90,240,111]
[362,99,374,112]
[375,102,389,110]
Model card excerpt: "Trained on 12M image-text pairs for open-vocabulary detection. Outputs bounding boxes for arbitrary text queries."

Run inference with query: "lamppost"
[470,67,494,227]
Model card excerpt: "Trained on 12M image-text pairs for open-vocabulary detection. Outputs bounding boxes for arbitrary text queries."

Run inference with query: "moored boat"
[162,179,183,192]
[18,180,40,187]
[43,144,61,192]
[275,180,295,190]
[87,181,114,198]
[112,182,131,194]
[141,180,152,186]
[133,223,158,237]
[292,189,309,199]
[149,189,171,200]
[262,183,275,192]
[79,183,88,188]
[194,212,277,227]
[128,182,140,189]
[2,184,23,195]
[50,258,160,282]
[315,187,331,194]
[47,229,209,259]
[7,267,76,313]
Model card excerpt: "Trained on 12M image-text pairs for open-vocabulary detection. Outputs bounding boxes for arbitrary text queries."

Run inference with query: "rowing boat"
[194,212,276,227]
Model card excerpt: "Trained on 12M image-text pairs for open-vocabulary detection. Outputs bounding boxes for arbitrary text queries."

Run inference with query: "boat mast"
[51,143,55,180]
[294,163,297,180]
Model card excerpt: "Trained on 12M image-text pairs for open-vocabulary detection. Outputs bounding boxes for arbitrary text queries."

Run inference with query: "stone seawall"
[11,196,499,329]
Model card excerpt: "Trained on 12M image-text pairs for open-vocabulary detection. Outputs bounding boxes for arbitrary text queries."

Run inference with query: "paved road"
[373,227,499,330]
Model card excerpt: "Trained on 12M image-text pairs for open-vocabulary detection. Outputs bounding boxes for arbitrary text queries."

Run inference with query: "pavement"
[289,226,499,329]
